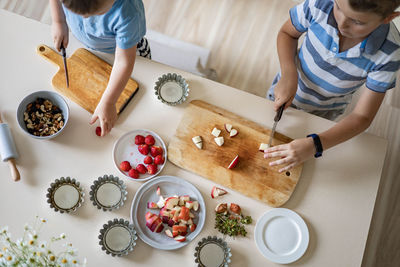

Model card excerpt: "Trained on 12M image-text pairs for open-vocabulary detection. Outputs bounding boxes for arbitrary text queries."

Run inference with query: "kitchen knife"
[268,103,285,148]
[60,44,69,88]
[0,113,20,181]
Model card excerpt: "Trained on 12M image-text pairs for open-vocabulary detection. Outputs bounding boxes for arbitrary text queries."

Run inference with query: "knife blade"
[268,103,285,147]
[60,44,69,88]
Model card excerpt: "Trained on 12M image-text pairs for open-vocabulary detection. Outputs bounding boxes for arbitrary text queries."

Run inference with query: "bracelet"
[307,133,323,158]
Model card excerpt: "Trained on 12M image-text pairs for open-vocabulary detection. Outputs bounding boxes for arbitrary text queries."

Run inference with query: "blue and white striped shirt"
[269,0,400,112]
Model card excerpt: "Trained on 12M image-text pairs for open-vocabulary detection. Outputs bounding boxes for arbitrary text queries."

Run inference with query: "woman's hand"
[264,137,315,172]
[89,100,118,137]
[51,21,69,51]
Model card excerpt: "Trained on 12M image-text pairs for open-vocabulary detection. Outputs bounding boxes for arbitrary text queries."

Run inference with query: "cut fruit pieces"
[211,127,221,137]
[224,123,233,133]
[227,155,239,169]
[259,143,270,152]
[174,235,186,242]
[165,229,173,238]
[192,136,203,149]
[214,136,224,146]
[211,186,228,198]
[229,128,238,137]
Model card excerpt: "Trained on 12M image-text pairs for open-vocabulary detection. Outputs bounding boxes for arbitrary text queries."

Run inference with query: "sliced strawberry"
[178,206,190,221]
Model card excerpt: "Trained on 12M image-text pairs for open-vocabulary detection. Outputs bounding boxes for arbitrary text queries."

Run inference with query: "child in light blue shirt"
[50,0,150,136]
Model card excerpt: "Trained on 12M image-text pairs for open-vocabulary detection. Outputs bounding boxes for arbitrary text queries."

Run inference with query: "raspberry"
[145,135,156,146]
[119,161,131,172]
[147,164,158,175]
[128,168,139,179]
[135,135,145,145]
[144,156,153,164]
[95,127,101,136]
[154,155,165,165]
[136,164,147,174]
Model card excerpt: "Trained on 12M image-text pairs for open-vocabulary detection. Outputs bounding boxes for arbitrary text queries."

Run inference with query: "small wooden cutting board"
[37,44,139,114]
[168,100,303,207]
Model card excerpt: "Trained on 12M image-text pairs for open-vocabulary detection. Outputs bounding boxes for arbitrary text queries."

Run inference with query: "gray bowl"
[16,90,69,139]
[154,73,189,105]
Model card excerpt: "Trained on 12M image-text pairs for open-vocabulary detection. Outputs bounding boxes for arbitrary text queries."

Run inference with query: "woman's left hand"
[264,137,315,172]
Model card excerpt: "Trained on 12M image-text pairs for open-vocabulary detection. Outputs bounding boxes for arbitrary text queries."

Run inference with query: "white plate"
[113,129,167,181]
[254,208,309,264]
[130,175,206,250]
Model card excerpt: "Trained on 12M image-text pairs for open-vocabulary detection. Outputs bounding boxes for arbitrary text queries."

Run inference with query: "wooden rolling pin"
[0,113,20,181]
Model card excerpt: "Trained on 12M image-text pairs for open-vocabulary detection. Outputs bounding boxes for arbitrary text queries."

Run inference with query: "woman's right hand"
[52,21,69,51]
[273,73,298,111]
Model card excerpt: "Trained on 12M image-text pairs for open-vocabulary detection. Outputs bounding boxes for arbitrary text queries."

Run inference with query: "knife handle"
[274,103,285,122]
[60,44,66,57]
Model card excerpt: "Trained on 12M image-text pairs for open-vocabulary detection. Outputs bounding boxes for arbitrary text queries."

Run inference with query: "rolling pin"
[0,113,20,181]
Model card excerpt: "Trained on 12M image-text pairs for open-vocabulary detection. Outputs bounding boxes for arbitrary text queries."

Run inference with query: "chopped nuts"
[23,98,64,137]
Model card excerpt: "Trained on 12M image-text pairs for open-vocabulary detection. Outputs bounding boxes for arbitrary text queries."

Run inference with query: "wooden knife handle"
[8,158,20,182]
[37,44,63,69]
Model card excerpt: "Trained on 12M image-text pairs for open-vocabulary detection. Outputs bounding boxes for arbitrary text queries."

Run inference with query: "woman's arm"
[265,88,386,172]
[90,45,137,136]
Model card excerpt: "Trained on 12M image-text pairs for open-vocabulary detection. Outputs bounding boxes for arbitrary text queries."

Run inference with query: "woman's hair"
[349,0,400,17]
[61,0,104,15]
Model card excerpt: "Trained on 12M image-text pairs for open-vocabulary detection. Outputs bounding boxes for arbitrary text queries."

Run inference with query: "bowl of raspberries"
[113,129,167,181]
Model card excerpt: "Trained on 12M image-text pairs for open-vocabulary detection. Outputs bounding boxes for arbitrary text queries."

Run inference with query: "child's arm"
[49,0,69,51]
[89,45,137,136]
[273,19,303,111]
[264,88,386,172]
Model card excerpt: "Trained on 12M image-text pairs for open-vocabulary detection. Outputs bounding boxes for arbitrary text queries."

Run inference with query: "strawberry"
[136,164,147,174]
[95,126,101,136]
[135,135,145,145]
[144,156,153,164]
[119,161,131,172]
[138,144,150,155]
[147,164,158,175]
[150,146,163,157]
[154,155,165,165]
[128,168,139,179]
[145,135,156,146]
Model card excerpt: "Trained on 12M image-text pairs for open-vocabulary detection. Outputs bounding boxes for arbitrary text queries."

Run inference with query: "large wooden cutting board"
[168,100,303,207]
[37,44,139,114]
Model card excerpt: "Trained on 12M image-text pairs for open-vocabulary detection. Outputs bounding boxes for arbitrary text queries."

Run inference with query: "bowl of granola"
[16,91,69,139]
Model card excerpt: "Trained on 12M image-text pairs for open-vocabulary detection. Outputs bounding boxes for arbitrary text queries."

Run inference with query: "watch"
[307,133,323,158]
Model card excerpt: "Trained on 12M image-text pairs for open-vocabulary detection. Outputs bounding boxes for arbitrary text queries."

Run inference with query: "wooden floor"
[1,0,400,266]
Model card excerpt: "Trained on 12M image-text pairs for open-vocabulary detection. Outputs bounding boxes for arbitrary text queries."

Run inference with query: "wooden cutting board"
[168,100,303,207]
[36,44,139,114]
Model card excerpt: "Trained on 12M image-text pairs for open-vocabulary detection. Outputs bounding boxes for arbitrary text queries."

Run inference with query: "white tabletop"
[0,10,387,267]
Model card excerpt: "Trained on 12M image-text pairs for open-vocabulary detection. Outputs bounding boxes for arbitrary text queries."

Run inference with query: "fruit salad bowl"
[113,129,167,182]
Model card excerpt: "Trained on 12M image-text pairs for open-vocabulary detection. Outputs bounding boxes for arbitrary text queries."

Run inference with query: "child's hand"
[90,101,117,137]
[51,21,69,51]
[263,137,315,172]
[273,74,297,111]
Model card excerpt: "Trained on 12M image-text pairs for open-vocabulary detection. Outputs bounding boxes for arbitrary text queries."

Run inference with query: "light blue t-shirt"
[63,0,146,53]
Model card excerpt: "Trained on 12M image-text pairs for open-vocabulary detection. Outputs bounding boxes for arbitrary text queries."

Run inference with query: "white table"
[0,10,387,266]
